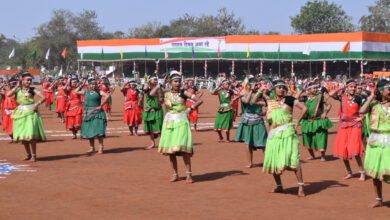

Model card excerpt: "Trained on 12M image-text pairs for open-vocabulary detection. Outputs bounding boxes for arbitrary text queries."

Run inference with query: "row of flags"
[6,41,351,60]
[7,48,68,60]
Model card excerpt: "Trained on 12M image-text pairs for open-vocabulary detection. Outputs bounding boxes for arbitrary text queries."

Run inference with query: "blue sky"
[1,0,376,41]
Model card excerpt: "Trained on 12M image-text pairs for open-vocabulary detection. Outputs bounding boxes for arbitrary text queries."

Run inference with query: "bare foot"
[320,157,326,162]
[128,133,134,136]
[186,174,194,184]
[359,173,366,181]
[97,149,104,154]
[22,155,32,161]
[368,200,383,208]
[218,139,225,143]
[298,186,305,197]
[271,185,284,193]
[30,156,37,162]
[72,135,77,139]
[170,174,179,182]
[145,145,155,150]
[245,164,254,168]
[343,173,353,180]
[86,148,95,154]
[306,156,315,160]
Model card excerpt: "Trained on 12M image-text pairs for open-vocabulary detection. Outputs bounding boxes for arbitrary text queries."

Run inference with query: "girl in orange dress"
[65,78,84,139]
[185,79,203,131]
[121,80,142,135]
[329,80,365,181]
[99,77,113,120]
[55,78,68,123]
[0,78,18,139]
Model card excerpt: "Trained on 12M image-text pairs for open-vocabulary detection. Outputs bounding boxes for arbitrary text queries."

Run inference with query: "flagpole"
[192,59,195,78]
[348,51,351,78]
[217,59,220,74]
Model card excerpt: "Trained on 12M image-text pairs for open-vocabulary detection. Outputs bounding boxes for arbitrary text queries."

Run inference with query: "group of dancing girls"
[1,71,389,207]
[212,75,389,206]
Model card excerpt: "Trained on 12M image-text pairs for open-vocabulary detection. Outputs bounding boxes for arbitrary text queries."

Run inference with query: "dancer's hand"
[320,112,327,119]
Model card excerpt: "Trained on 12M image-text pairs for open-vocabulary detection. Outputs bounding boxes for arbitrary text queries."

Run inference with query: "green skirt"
[158,112,193,155]
[235,116,267,148]
[263,124,300,174]
[301,118,333,150]
[12,109,46,142]
[142,109,163,133]
[364,132,390,183]
[214,109,234,130]
[362,113,371,137]
[81,108,107,139]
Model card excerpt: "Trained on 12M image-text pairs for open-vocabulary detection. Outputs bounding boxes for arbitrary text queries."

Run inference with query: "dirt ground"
[0,88,389,220]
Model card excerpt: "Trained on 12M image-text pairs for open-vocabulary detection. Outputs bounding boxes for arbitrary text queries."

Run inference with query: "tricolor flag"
[61,48,67,59]
[341,42,350,53]
[31,50,37,60]
[8,48,15,59]
[45,48,51,60]
[246,44,250,58]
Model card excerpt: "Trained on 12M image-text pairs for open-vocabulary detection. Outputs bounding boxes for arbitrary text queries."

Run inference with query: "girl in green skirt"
[359,79,390,208]
[298,82,333,161]
[76,78,110,154]
[263,80,307,197]
[158,71,203,183]
[142,76,164,149]
[212,79,236,142]
[8,72,47,162]
[235,78,268,168]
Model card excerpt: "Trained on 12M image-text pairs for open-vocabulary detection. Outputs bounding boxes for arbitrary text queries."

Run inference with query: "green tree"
[360,0,390,33]
[34,9,108,71]
[128,8,256,38]
[291,0,354,34]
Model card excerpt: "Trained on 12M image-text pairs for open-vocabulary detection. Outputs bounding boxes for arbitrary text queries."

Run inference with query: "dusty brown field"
[0,88,389,220]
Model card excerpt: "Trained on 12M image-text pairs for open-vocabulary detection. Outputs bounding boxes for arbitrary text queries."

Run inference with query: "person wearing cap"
[297,82,333,161]
[329,79,366,181]
[262,79,307,197]
[64,77,84,139]
[7,72,47,162]
[142,75,164,149]
[158,71,203,183]
[76,78,110,154]
[212,79,237,142]
[55,77,67,123]
[185,78,202,131]
[0,78,18,140]
[234,77,268,168]
[359,79,390,208]
[121,80,142,136]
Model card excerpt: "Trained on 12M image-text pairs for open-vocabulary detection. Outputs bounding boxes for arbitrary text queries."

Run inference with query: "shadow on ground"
[193,170,249,183]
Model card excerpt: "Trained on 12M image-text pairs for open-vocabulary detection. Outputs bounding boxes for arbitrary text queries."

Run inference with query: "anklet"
[186,171,192,174]
[376,197,382,201]
[298,182,305,186]
[276,184,282,187]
